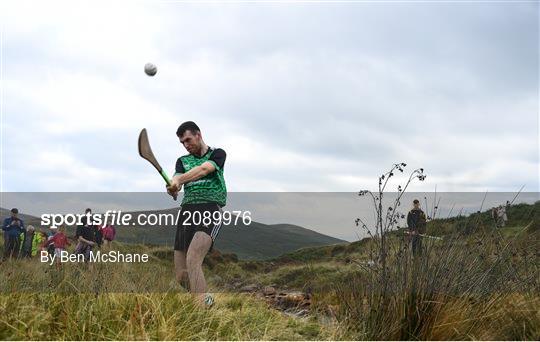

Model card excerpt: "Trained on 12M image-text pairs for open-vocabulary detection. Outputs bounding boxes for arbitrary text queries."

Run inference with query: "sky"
[0,1,539,195]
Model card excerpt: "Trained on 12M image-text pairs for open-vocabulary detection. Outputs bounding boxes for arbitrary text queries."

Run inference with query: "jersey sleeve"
[209,148,226,170]
[175,158,185,175]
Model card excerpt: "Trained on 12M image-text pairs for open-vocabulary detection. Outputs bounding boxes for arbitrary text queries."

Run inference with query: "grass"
[209,210,540,340]
[0,292,342,340]
[0,241,343,340]
[1,201,539,340]
[332,222,539,340]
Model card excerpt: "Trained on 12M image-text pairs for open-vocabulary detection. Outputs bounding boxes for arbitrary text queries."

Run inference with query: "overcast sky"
[1,1,538,194]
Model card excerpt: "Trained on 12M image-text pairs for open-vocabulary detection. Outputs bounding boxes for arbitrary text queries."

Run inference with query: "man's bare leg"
[186,231,212,304]
[174,250,189,289]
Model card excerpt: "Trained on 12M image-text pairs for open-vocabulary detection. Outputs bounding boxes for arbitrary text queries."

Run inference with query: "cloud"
[1,1,538,194]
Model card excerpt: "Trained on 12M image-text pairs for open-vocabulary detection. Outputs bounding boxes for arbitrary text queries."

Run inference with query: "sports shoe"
[204,293,215,307]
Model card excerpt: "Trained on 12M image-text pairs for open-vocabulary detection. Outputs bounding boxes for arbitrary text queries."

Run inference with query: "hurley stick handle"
[160,170,177,201]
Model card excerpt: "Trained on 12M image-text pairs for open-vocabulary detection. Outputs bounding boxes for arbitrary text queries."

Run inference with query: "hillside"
[0,201,538,340]
[0,208,42,226]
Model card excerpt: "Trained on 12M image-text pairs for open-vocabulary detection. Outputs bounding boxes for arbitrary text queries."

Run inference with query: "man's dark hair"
[11,208,18,214]
[176,121,200,137]
[85,208,92,214]
[413,199,420,205]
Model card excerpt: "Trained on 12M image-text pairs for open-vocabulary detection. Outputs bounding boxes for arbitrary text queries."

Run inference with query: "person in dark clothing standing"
[74,208,96,262]
[20,225,36,258]
[407,199,427,257]
[2,208,25,260]
[94,225,103,249]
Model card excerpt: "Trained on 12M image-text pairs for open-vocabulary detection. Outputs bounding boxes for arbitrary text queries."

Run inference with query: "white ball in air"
[144,63,157,77]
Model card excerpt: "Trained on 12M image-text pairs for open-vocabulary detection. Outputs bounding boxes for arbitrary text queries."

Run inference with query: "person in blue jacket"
[3,208,25,260]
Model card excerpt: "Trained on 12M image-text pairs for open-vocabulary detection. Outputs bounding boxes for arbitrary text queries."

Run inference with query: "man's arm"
[75,226,95,245]
[171,161,216,188]
[169,149,226,192]
[167,157,186,196]
[78,236,95,245]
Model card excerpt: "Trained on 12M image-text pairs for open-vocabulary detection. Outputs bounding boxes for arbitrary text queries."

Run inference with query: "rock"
[276,291,306,308]
[240,284,258,292]
[263,286,276,296]
[283,308,309,318]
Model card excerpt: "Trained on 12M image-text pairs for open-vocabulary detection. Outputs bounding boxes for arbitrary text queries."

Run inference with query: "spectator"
[32,228,46,258]
[2,208,25,260]
[492,207,498,224]
[407,199,427,257]
[94,224,103,249]
[20,225,36,258]
[47,225,71,266]
[46,227,57,256]
[497,205,507,228]
[37,228,49,253]
[74,208,96,262]
[101,224,116,250]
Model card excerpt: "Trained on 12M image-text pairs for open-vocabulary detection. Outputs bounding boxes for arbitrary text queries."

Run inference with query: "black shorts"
[174,203,223,252]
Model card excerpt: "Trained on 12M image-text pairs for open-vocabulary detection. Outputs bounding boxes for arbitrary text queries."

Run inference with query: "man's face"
[413,202,420,209]
[179,130,202,154]
[11,212,18,219]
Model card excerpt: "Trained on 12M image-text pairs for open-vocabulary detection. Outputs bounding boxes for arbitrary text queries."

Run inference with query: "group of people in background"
[2,207,116,262]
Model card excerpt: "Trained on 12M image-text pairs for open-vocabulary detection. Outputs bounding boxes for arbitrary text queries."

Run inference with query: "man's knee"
[184,232,211,268]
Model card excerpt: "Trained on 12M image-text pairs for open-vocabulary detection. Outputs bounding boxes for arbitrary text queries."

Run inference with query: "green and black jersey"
[174,147,227,207]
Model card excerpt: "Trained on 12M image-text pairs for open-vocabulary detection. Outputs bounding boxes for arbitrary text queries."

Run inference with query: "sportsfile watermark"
[41,210,253,228]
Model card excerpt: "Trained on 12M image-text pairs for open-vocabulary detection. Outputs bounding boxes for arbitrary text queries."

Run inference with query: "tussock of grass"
[429,293,540,340]
[0,292,340,340]
[334,226,539,340]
